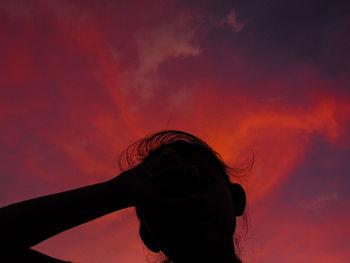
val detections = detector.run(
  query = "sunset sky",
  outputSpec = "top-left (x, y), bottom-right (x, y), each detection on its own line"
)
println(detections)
top-left (1, 0), bottom-right (350, 262)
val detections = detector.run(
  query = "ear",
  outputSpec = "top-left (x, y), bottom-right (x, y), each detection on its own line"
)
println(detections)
top-left (229, 183), bottom-right (246, 217)
top-left (139, 224), bottom-right (161, 253)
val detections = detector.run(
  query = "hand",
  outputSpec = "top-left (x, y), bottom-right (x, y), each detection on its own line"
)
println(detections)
top-left (115, 148), bottom-right (200, 207)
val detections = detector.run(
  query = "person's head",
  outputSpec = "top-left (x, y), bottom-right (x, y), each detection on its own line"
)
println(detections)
top-left (120, 130), bottom-right (253, 263)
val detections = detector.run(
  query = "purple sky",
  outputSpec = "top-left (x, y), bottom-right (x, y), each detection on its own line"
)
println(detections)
top-left (1, 0), bottom-right (350, 262)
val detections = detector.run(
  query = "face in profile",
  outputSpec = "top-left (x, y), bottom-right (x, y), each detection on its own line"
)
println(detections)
top-left (137, 145), bottom-right (237, 262)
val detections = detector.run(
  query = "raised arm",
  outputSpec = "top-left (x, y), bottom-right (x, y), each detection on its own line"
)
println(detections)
top-left (0, 174), bottom-right (132, 250)
top-left (0, 148), bottom-right (187, 255)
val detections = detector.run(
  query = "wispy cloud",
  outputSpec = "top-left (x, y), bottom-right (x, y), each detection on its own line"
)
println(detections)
top-left (301, 192), bottom-right (339, 210)
top-left (121, 15), bottom-right (202, 101)
top-left (226, 10), bottom-right (245, 32)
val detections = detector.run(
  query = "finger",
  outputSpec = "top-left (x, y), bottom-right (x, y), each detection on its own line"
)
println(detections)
top-left (143, 165), bottom-right (200, 204)
top-left (142, 192), bottom-right (199, 208)
top-left (151, 165), bottom-right (200, 191)
top-left (147, 163), bottom-right (186, 178)
top-left (140, 148), bottom-right (181, 174)
top-left (159, 147), bottom-right (182, 162)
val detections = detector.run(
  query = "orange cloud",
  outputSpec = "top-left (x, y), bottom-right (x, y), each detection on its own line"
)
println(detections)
top-left (1, 1), bottom-right (350, 262)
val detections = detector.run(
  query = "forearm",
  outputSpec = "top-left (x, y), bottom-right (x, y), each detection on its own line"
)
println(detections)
top-left (5, 248), bottom-right (72, 263)
top-left (0, 175), bottom-right (132, 249)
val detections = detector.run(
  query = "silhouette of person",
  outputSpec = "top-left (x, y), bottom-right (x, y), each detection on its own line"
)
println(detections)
top-left (1, 130), bottom-right (250, 263)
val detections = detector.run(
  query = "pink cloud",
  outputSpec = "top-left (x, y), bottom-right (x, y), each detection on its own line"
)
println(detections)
top-left (226, 10), bottom-right (245, 32)
top-left (1, 1), bottom-right (349, 263)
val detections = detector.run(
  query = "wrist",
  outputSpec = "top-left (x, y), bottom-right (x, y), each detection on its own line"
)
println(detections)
top-left (106, 171), bottom-right (137, 208)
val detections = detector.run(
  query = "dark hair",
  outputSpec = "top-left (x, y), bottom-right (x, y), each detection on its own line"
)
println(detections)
top-left (119, 130), bottom-right (254, 263)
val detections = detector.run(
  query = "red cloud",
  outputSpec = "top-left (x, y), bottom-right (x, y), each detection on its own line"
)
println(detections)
top-left (1, 1), bottom-right (349, 262)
